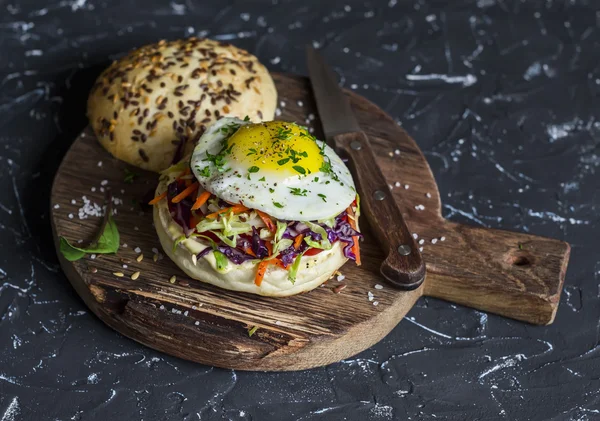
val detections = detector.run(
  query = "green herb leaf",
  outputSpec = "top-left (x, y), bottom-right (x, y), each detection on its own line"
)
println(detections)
top-left (248, 166), bottom-right (260, 173)
top-left (243, 115), bottom-right (251, 122)
top-left (518, 243), bottom-right (523, 250)
top-left (273, 201), bottom-right (284, 208)
top-left (277, 158), bottom-right (290, 166)
top-left (123, 168), bottom-right (138, 184)
top-left (289, 187), bottom-right (308, 196)
top-left (318, 193), bottom-right (327, 202)
top-left (246, 148), bottom-right (257, 156)
top-left (269, 188), bottom-right (275, 193)
top-left (59, 214), bottom-right (120, 261)
top-left (248, 326), bottom-right (259, 337)
top-left (198, 166), bottom-right (211, 177)
top-left (292, 165), bottom-right (306, 175)
top-left (259, 176), bottom-right (266, 182)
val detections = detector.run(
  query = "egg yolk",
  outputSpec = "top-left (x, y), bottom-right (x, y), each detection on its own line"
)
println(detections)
top-left (227, 121), bottom-right (324, 175)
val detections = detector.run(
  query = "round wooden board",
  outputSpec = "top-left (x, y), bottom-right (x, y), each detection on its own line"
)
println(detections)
top-left (51, 73), bottom-right (570, 371)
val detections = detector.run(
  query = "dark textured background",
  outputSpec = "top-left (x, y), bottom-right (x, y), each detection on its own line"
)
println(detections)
top-left (1, 0), bottom-right (599, 419)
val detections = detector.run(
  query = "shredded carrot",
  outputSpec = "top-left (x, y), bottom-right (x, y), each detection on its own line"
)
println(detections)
top-left (265, 240), bottom-right (273, 256)
top-left (244, 247), bottom-right (257, 258)
top-left (255, 261), bottom-right (269, 286)
top-left (171, 182), bottom-right (199, 203)
top-left (148, 191), bottom-right (167, 205)
top-left (293, 234), bottom-right (304, 250)
top-left (191, 191), bottom-right (211, 211)
top-left (256, 210), bottom-right (276, 233)
top-left (346, 206), bottom-right (362, 266)
top-left (205, 204), bottom-right (249, 219)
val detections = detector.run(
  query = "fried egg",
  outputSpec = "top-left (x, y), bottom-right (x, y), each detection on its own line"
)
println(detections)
top-left (190, 117), bottom-right (356, 221)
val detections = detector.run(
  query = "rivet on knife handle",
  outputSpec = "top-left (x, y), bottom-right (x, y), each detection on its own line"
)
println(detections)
top-left (334, 131), bottom-right (426, 290)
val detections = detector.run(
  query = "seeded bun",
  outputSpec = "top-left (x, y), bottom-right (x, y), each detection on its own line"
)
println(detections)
top-left (152, 174), bottom-right (350, 297)
top-left (87, 38), bottom-right (277, 172)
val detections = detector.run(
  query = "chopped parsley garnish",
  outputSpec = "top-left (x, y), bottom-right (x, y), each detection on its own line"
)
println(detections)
top-left (123, 168), bottom-right (138, 184)
top-left (273, 126), bottom-right (293, 141)
top-left (219, 122), bottom-right (241, 136)
top-left (293, 165), bottom-right (306, 175)
top-left (319, 156), bottom-right (340, 181)
top-left (318, 193), bottom-right (327, 202)
top-left (198, 166), bottom-right (211, 177)
top-left (273, 201), bottom-right (284, 208)
top-left (289, 187), bottom-right (308, 196)
top-left (247, 148), bottom-right (257, 156)
top-left (259, 176), bottom-right (266, 182)
top-left (313, 177), bottom-right (319, 182)
top-left (248, 166), bottom-right (260, 173)
top-left (277, 158), bottom-right (290, 166)
top-left (243, 115), bottom-right (251, 122)
top-left (269, 188), bottom-right (275, 193)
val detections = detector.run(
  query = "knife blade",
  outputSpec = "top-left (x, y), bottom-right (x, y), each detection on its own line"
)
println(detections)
top-left (306, 46), bottom-right (426, 290)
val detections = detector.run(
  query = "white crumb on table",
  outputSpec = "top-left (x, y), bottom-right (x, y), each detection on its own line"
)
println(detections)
top-left (375, 284), bottom-right (383, 290)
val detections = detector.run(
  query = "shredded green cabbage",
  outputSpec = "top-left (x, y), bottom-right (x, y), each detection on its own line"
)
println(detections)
top-left (318, 217), bottom-right (335, 228)
top-left (213, 250), bottom-right (228, 271)
top-left (266, 221), bottom-right (293, 259)
top-left (303, 222), bottom-right (332, 250)
top-left (288, 252), bottom-right (304, 283)
top-left (173, 235), bottom-right (187, 252)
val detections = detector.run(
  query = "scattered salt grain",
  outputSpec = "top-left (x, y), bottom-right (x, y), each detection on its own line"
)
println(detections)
top-left (337, 274), bottom-right (346, 282)
top-left (100, 187), bottom-right (105, 193)
top-left (71, 199), bottom-right (76, 204)
top-left (270, 56), bottom-right (281, 65)
top-left (431, 238), bottom-right (438, 244)
top-left (122, 264), bottom-right (128, 269)
top-left (418, 239), bottom-right (425, 245)
top-left (440, 236), bottom-right (446, 241)
top-left (275, 107), bottom-right (282, 116)
top-left (275, 320), bottom-right (282, 325)
top-left (120, 189), bottom-right (125, 194)
top-left (367, 291), bottom-right (374, 301)
top-left (184, 310), bottom-right (189, 316)
top-left (152, 247), bottom-right (159, 254)
top-left (395, 181), bottom-right (401, 187)
top-left (412, 233), bottom-right (418, 239)
top-left (53, 204), bottom-right (60, 209)
top-left (375, 284), bottom-right (383, 290)
top-left (134, 226), bottom-right (139, 231)
top-left (68, 213), bottom-right (74, 219)
top-left (415, 204), bottom-right (425, 211)
top-left (280, 100), bottom-right (286, 107)
top-left (97, 161), bottom-right (102, 167)
top-left (308, 113), bottom-right (315, 121)
top-left (100, 180), bottom-right (108, 186)
top-left (419, 246), bottom-right (423, 252)
top-left (195, 321), bottom-right (200, 325)
top-left (389, 184), bottom-right (394, 190)
top-left (394, 149), bottom-right (401, 155)
top-left (122, 243), bottom-right (128, 248)
top-left (388, 151), bottom-right (394, 157)
top-left (404, 184), bottom-right (410, 189)
top-left (192, 305), bottom-right (197, 310)
top-left (426, 192), bottom-right (432, 198)
top-left (134, 247), bottom-right (142, 253)
top-left (297, 100), bottom-right (304, 107)
top-left (159, 305), bottom-right (165, 310)
top-left (77, 239), bottom-right (84, 244)
top-left (373, 301), bottom-right (379, 306)
top-left (90, 254), bottom-right (96, 259)
top-left (91, 187), bottom-right (96, 192)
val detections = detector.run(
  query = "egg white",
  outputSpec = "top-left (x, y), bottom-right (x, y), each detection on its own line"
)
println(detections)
top-left (190, 117), bottom-right (356, 221)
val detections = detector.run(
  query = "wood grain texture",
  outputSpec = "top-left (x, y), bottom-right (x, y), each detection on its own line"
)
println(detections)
top-left (334, 131), bottom-right (425, 289)
top-left (50, 73), bottom-right (570, 371)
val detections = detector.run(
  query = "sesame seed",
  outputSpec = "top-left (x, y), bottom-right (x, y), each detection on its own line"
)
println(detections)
top-left (440, 236), bottom-right (446, 241)
top-left (136, 254), bottom-right (144, 262)
top-left (375, 284), bottom-right (383, 290)
top-left (131, 271), bottom-right (140, 280)
top-left (153, 254), bottom-right (158, 262)
top-left (113, 272), bottom-right (124, 277)
top-left (169, 275), bottom-right (176, 284)
top-left (192, 254), bottom-right (197, 265)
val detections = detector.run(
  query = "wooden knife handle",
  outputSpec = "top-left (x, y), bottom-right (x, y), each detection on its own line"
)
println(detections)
top-left (333, 131), bottom-right (426, 290)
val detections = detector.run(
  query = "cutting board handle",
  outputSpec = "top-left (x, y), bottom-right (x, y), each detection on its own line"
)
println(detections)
top-left (422, 220), bottom-right (570, 325)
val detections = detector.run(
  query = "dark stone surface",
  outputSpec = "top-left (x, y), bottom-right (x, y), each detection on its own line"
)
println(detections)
top-left (1, 0), bottom-right (599, 419)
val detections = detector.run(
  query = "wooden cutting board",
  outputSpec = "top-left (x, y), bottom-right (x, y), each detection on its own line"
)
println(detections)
top-left (51, 73), bottom-right (570, 371)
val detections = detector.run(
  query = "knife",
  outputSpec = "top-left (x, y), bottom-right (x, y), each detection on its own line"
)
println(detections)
top-left (306, 46), bottom-right (426, 290)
